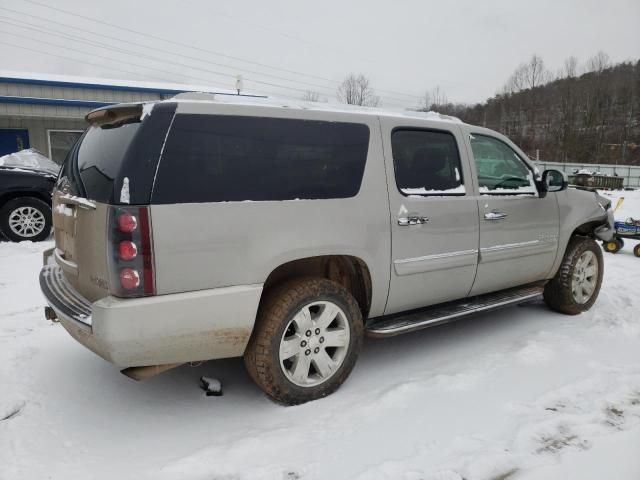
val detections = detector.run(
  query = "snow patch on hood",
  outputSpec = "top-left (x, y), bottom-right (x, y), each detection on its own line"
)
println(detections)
top-left (0, 149), bottom-right (60, 174)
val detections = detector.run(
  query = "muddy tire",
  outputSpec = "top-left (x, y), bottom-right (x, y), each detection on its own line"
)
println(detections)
top-left (603, 238), bottom-right (623, 253)
top-left (544, 236), bottom-right (604, 315)
top-left (634, 243), bottom-right (640, 258)
top-left (244, 277), bottom-right (363, 405)
top-left (0, 197), bottom-right (52, 242)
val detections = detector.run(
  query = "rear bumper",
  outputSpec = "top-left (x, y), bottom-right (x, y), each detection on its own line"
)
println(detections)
top-left (39, 263), bottom-right (262, 367)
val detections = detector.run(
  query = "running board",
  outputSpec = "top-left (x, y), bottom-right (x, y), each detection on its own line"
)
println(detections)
top-left (366, 283), bottom-right (545, 338)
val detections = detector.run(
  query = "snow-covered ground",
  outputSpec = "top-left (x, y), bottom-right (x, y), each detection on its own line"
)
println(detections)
top-left (1, 191), bottom-right (639, 480)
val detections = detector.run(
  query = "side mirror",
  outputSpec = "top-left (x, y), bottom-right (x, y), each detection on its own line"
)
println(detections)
top-left (542, 169), bottom-right (568, 193)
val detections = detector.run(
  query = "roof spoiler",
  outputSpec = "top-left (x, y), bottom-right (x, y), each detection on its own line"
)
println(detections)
top-left (85, 102), bottom-right (144, 126)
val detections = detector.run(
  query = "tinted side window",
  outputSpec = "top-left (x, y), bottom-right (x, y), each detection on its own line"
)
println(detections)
top-left (470, 134), bottom-right (536, 194)
top-left (152, 115), bottom-right (370, 203)
top-left (391, 129), bottom-right (464, 195)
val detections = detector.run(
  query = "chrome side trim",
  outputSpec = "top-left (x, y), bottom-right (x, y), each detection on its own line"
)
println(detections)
top-left (394, 249), bottom-right (478, 276)
top-left (481, 240), bottom-right (541, 252)
top-left (480, 239), bottom-right (557, 263)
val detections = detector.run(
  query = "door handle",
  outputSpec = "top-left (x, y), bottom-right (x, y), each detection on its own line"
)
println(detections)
top-left (57, 194), bottom-right (96, 210)
top-left (484, 211), bottom-right (508, 221)
top-left (398, 216), bottom-right (429, 226)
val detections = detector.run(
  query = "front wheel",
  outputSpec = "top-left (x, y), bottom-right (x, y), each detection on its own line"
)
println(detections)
top-left (0, 197), bottom-right (52, 242)
top-left (634, 243), bottom-right (640, 258)
top-left (544, 237), bottom-right (604, 315)
top-left (244, 277), bottom-right (363, 405)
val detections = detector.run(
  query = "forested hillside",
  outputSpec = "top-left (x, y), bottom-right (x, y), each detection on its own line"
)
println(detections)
top-left (440, 60), bottom-right (640, 165)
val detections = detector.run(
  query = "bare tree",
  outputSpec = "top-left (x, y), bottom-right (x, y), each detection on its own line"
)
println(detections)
top-left (418, 91), bottom-right (431, 111)
top-left (506, 64), bottom-right (527, 93)
top-left (586, 51), bottom-right (611, 74)
top-left (302, 90), bottom-right (320, 102)
top-left (505, 54), bottom-right (551, 92)
top-left (418, 86), bottom-right (448, 111)
top-left (337, 74), bottom-right (380, 107)
top-left (524, 54), bottom-right (548, 88)
top-left (563, 56), bottom-right (578, 78)
top-left (431, 86), bottom-right (448, 108)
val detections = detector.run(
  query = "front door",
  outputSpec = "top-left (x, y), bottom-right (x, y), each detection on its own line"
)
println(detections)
top-left (382, 119), bottom-right (480, 315)
top-left (0, 128), bottom-right (29, 156)
top-left (465, 132), bottom-right (560, 295)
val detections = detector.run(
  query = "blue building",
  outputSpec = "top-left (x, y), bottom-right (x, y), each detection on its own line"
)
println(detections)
top-left (0, 74), bottom-right (256, 164)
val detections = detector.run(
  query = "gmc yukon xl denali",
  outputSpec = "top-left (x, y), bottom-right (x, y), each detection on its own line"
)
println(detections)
top-left (40, 94), bottom-right (615, 405)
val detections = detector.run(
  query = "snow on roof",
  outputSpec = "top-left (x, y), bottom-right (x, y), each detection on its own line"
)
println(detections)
top-left (168, 92), bottom-right (463, 124)
top-left (0, 148), bottom-right (59, 174)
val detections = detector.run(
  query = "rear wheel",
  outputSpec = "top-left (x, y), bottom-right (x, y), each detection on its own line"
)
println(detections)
top-left (0, 197), bottom-right (51, 242)
top-left (634, 243), bottom-right (640, 258)
top-left (603, 238), bottom-right (623, 253)
top-left (244, 277), bottom-right (363, 405)
top-left (544, 237), bottom-right (604, 315)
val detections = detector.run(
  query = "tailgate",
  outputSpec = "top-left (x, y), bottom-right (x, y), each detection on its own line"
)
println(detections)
top-left (52, 191), bottom-right (110, 302)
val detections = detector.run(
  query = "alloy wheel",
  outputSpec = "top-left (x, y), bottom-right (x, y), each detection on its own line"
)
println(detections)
top-left (8, 206), bottom-right (46, 238)
top-left (279, 301), bottom-right (350, 387)
top-left (571, 250), bottom-right (598, 304)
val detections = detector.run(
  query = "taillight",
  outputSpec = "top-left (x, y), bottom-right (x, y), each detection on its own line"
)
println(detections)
top-left (108, 206), bottom-right (155, 297)
top-left (117, 212), bottom-right (138, 233)
top-left (119, 268), bottom-right (140, 289)
top-left (118, 241), bottom-right (137, 261)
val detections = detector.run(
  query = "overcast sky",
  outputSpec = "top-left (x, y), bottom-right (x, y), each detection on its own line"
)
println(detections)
top-left (0, 0), bottom-right (638, 107)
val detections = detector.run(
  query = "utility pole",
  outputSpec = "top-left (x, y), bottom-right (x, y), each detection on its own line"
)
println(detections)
top-left (235, 75), bottom-right (243, 95)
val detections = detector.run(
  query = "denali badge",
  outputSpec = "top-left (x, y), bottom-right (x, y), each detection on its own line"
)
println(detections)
top-left (90, 276), bottom-right (109, 290)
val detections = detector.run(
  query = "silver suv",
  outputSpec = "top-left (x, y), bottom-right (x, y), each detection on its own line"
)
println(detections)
top-left (40, 94), bottom-right (615, 405)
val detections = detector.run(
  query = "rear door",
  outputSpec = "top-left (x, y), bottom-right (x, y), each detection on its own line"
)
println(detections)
top-left (464, 130), bottom-right (560, 295)
top-left (52, 191), bottom-right (110, 302)
top-left (381, 118), bottom-right (480, 315)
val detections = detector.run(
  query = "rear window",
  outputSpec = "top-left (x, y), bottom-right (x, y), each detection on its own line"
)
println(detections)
top-left (59, 103), bottom-right (176, 204)
top-left (76, 123), bottom-right (139, 201)
top-left (151, 114), bottom-right (370, 203)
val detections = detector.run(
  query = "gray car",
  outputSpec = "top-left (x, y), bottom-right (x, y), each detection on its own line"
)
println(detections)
top-left (39, 94), bottom-right (615, 405)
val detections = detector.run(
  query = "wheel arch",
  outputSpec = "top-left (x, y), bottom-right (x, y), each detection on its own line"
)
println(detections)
top-left (262, 254), bottom-right (373, 320)
top-left (571, 220), bottom-right (608, 237)
top-left (549, 218), bottom-right (610, 278)
top-left (0, 190), bottom-right (52, 209)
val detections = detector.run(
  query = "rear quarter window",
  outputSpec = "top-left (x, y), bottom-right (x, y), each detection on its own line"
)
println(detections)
top-left (151, 115), bottom-right (370, 203)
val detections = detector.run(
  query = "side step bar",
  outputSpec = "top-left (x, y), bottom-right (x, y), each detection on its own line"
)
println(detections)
top-left (366, 283), bottom-right (545, 338)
